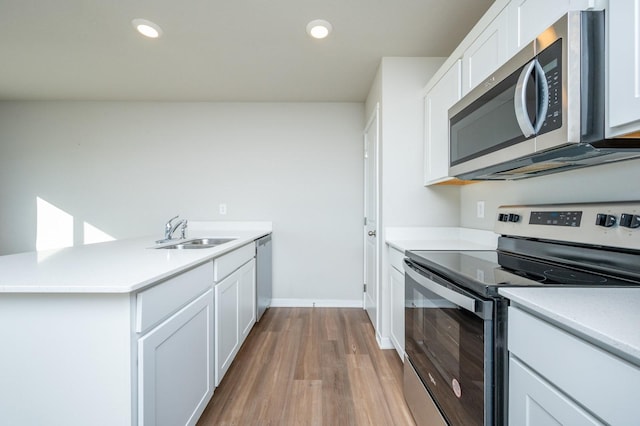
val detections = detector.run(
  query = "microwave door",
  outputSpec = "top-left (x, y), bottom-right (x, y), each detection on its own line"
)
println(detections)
top-left (448, 44), bottom-right (537, 178)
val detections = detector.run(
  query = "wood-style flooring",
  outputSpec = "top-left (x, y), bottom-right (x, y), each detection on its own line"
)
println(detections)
top-left (197, 307), bottom-right (416, 426)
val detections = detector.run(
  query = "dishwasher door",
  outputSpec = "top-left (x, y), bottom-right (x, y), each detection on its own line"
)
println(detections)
top-left (256, 234), bottom-right (272, 321)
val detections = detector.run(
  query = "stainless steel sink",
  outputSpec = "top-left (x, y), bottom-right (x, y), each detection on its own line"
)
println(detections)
top-left (156, 238), bottom-right (236, 249)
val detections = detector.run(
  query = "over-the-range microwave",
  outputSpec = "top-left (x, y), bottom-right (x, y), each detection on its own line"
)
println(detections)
top-left (448, 10), bottom-right (640, 180)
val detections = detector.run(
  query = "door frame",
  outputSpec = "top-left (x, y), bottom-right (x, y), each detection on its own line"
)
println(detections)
top-left (363, 103), bottom-right (380, 329)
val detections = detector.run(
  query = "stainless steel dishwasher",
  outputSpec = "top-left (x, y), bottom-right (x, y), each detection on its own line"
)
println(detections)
top-left (255, 234), bottom-right (272, 321)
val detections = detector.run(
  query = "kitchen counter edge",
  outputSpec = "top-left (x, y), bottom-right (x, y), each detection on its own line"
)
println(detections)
top-left (499, 287), bottom-right (640, 368)
top-left (0, 229), bottom-right (271, 294)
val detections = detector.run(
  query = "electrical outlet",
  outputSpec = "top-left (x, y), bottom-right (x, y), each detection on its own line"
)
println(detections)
top-left (219, 203), bottom-right (227, 215)
top-left (477, 201), bottom-right (485, 219)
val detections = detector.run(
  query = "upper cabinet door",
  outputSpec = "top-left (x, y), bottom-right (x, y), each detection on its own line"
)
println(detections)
top-left (462, 8), bottom-right (509, 95)
top-left (424, 60), bottom-right (462, 185)
top-left (607, 0), bottom-right (640, 137)
top-left (508, 0), bottom-right (596, 51)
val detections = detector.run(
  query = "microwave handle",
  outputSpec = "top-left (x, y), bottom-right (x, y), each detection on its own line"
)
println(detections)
top-left (514, 60), bottom-right (537, 137)
top-left (515, 59), bottom-right (550, 137)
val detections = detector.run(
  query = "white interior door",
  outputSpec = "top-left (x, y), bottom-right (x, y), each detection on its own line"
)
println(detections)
top-left (363, 104), bottom-right (379, 329)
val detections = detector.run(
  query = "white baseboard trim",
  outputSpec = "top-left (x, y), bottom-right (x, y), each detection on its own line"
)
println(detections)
top-left (270, 298), bottom-right (364, 308)
top-left (376, 335), bottom-right (394, 350)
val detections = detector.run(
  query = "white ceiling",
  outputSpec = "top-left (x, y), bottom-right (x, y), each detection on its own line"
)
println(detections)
top-left (0, 0), bottom-right (493, 102)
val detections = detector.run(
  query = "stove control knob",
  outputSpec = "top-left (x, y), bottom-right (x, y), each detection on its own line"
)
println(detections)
top-left (508, 214), bottom-right (520, 223)
top-left (620, 213), bottom-right (640, 229)
top-left (498, 213), bottom-right (509, 222)
top-left (595, 213), bottom-right (617, 228)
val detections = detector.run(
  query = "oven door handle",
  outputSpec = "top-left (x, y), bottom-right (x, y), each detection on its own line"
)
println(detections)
top-left (404, 263), bottom-right (478, 314)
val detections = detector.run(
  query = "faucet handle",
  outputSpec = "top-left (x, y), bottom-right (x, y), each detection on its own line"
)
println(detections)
top-left (180, 220), bottom-right (188, 239)
top-left (165, 215), bottom-right (179, 230)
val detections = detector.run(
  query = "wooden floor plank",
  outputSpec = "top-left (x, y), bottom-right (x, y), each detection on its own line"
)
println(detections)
top-left (346, 354), bottom-right (396, 425)
top-left (281, 380), bottom-right (323, 425)
top-left (197, 307), bottom-right (416, 426)
top-left (319, 339), bottom-right (356, 425)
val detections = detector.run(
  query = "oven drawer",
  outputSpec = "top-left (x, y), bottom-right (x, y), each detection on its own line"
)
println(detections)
top-left (508, 306), bottom-right (640, 425)
top-left (404, 357), bottom-right (447, 426)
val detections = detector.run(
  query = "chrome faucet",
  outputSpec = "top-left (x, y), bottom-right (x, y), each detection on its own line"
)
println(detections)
top-left (159, 215), bottom-right (188, 242)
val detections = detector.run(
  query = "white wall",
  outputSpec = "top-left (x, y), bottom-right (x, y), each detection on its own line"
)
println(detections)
top-left (460, 159), bottom-right (640, 230)
top-left (0, 101), bottom-right (365, 304)
top-left (365, 57), bottom-right (460, 228)
top-left (378, 57), bottom-right (460, 227)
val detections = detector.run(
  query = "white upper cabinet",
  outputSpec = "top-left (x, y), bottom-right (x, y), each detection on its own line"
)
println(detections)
top-left (607, 0), bottom-right (640, 136)
top-left (424, 60), bottom-right (462, 185)
top-left (462, 8), bottom-right (510, 95)
top-left (507, 0), bottom-right (597, 52)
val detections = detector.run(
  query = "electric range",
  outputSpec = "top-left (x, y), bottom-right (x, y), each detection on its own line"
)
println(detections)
top-left (403, 202), bottom-right (640, 426)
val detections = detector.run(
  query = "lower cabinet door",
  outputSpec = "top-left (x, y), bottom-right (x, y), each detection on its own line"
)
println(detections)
top-left (215, 267), bottom-right (240, 386)
top-left (389, 265), bottom-right (405, 359)
top-left (238, 259), bottom-right (256, 342)
top-left (138, 289), bottom-right (214, 426)
top-left (509, 356), bottom-right (603, 426)
top-left (215, 259), bottom-right (255, 386)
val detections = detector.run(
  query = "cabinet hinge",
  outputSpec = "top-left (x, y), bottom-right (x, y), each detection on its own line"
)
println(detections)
top-left (364, 217), bottom-right (367, 226)
top-left (363, 283), bottom-right (367, 292)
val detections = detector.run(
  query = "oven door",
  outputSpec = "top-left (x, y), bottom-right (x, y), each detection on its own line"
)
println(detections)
top-left (404, 259), bottom-right (495, 426)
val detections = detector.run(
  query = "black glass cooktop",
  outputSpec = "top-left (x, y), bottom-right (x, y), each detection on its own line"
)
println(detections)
top-left (405, 249), bottom-right (640, 298)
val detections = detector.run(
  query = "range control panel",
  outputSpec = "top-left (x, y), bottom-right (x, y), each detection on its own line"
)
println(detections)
top-left (529, 211), bottom-right (582, 227)
top-left (494, 202), bottom-right (640, 250)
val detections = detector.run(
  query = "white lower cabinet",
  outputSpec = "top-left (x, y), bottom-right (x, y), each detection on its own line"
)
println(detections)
top-left (509, 356), bottom-right (602, 425)
top-left (507, 306), bottom-right (640, 425)
top-left (215, 258), bottom-right (256, 386)
top-left (389, 265), bottom-right (404, 359)
top-left (238, 258), bottom-right (257, 340)
top-left (388, 246), bottom-right (405, 360)
top-left (138, 289), bottom-right (214, 426)
top-left (215, 265), bottom-right (240, 384)
top-left (0, 239), bottom-right (263, 425)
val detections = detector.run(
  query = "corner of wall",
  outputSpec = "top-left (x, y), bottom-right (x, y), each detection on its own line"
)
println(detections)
top-left (365, 62), bottom-right (382, 125)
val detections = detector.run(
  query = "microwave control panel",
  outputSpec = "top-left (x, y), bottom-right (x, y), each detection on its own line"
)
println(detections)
top-left (537, 39), bottom-right (563, 136)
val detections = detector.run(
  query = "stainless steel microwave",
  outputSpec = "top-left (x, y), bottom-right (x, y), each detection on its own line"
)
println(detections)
top-left (448, 11), bottom-right (640, 180)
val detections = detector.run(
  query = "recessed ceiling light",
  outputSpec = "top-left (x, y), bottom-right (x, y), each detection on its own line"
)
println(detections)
top-left (132, 18), bottom-right (163, 39)
top-left (306, 19), bottom-right (332, 39)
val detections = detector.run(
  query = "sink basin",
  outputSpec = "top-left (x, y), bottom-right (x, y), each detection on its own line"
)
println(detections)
top-left (156, 238), bottom-right (236, 249)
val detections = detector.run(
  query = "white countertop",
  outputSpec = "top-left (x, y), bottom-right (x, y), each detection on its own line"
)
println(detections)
top-left (386, 227), bottom-right (498, 252)
top-left (0, 222), bottom-right (271, 294)
top-left (499, 287), bottom-right (640, 367)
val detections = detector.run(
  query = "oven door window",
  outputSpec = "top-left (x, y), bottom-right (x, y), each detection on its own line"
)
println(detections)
top-left (405, 273), bottom-right (487, 426)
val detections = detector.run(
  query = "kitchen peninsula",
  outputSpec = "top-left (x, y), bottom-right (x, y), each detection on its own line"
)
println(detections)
top-left (0, 222), bottom-right (271, 426)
